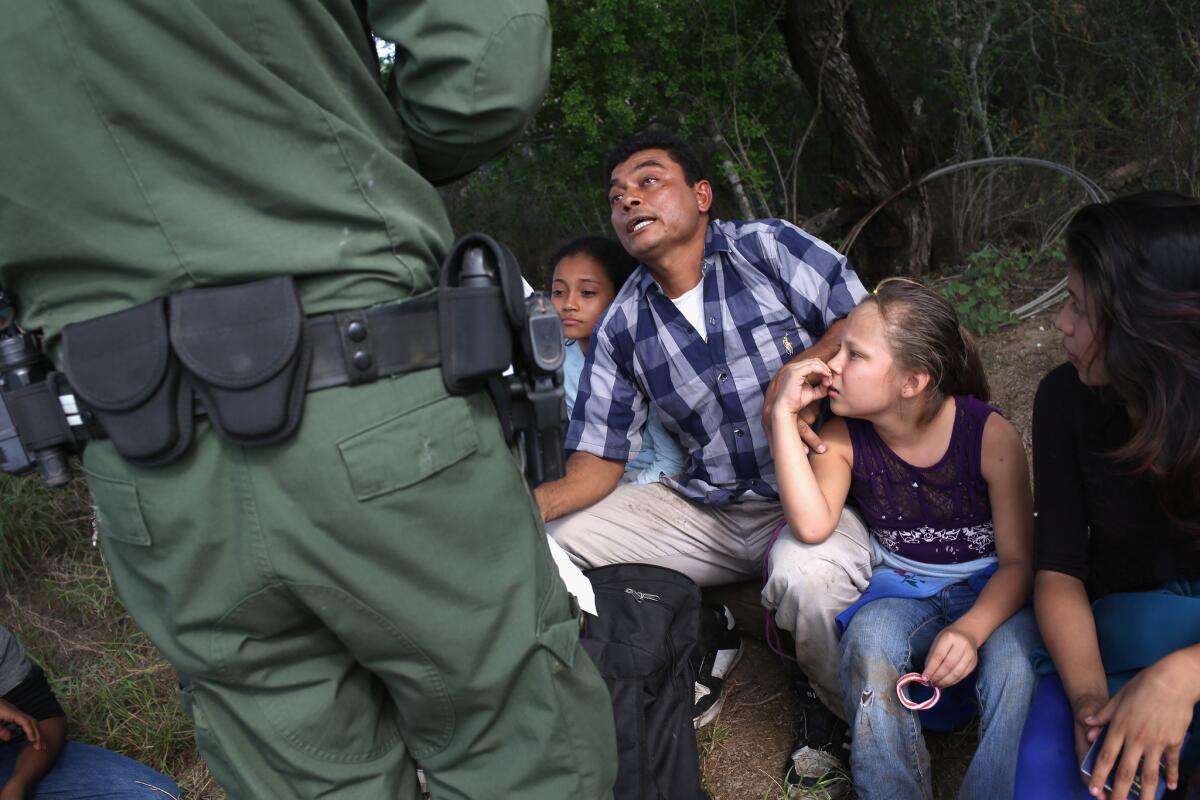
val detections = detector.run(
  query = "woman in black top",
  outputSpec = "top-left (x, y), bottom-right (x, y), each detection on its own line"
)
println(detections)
top-left (1016, 192), bottom-right (1200, 800)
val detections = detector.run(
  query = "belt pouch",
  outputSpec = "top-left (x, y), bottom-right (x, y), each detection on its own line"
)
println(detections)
top-left (169, 277), bottom-right (310, 447)
top-left (62, 298), bottom-right (193, 467)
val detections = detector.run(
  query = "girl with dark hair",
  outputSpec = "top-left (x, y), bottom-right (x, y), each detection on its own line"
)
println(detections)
top-left (769, 279), bottom-right (1039, 798)
top-left (550, 235), bottom-right (687, 484)
top-left (1016, 192), bottom-right (1200, 800)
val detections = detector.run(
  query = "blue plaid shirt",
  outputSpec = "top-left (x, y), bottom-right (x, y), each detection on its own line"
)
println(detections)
top-left (566, 218), bottom-right (867, 505)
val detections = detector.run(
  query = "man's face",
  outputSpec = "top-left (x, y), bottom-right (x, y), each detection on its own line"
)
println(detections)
top-left (607, 148), bottom-right (712, 264)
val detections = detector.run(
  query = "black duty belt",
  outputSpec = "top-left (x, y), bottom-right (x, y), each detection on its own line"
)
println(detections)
top-left (307, 297), bottom-right (440, 391)
top-left (1, 232), bottom-right (566, 486)
top-left (36, 277), bottom-right (446, 467)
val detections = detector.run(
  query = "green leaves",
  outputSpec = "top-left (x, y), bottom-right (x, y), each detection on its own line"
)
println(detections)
top-left (939, 245), bottom-right (1026, 335)
top-left (473, 0), bottom-right (806, 237)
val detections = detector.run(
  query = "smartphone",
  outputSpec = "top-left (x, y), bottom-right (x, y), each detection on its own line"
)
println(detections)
top-left (1080, 727), bottom-right (1171, 800)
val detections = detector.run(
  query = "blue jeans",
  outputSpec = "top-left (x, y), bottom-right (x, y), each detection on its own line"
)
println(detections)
top-left (0, 741), bottom-right (180, 799)
top-left (839, 585), bottom-right (1040, 800)
top-left (1015, 580), bottom-right (1200, 799)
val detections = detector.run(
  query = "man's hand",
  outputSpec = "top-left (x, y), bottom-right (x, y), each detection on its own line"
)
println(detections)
top-left (533, 452), bottom-right (625, 523)
top-left (762, 358), bottom-right (831, 453)
top-left (0, 700), bottom-right (41, 750)
top-left (923, 625), bottom-right (980, 689)
top-left (1082, 649), bottom-right (1200, 800)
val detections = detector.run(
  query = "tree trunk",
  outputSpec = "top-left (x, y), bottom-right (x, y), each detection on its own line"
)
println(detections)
top-left (777, 0), bottom-right (933, 277)
top-left (710, 124), bottom-right (757, 219)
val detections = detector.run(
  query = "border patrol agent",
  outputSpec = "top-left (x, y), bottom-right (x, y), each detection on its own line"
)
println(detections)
top-left (0, 3), bottom-right (617, 798)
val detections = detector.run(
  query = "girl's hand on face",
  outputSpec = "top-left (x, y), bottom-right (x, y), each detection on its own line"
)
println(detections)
top-left (922, 625), bottom-right (979, 689)
top-left (773, 359), bottom-right (832, 418)
top-left (1082, 652), bottom-right (1198, 800)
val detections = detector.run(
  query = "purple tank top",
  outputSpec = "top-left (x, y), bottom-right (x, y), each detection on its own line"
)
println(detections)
top-left (846, 395), bottom-right (998, 565)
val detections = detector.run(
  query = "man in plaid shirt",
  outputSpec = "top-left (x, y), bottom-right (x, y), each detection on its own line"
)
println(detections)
top-left (536, 131), bottom-right (874, 788)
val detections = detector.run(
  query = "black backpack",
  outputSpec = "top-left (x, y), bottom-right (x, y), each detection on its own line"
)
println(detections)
top-left (579, 563), bottom-right (707, 800)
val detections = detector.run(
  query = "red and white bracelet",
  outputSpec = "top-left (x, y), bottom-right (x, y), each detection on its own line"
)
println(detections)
top-left (896, 672), bottom-right (941, 711)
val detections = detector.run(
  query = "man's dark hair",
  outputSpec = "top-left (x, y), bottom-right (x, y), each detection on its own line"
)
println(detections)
top-left (604, 131), bottom-right (706, 186)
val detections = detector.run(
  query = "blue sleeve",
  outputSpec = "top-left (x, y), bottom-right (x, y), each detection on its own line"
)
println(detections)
top-left (561, 341), bottom-right (584, 421)
top-left (770, 220), bottom-right (868, 335)
top-left (627, 409), bottom-right (689, 484)
top-left (564, 321), bottom-right (646, 463)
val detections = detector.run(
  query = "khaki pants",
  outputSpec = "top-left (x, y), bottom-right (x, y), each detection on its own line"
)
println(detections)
top-left (548, 482), bottom-right (872, 716)
top-left (86, 368), bottom-right (616, 800)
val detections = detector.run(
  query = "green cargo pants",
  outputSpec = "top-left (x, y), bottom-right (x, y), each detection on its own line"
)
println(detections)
top-left (83, 367), bottom-right (617, 800)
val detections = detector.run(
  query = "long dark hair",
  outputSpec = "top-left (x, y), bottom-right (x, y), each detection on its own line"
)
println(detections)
top-left (549, 235), bottom-right (638, 292)
top-left (862, 278), bottom-right (990, 424)
top-left (1066, 190), bottom-right (1200, 534)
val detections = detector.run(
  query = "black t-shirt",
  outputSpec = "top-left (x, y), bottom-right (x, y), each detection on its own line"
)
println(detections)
top-left (1033, 363), bottom-right (1200, 598)
top-left (3, 664), bottom-right (64, 724)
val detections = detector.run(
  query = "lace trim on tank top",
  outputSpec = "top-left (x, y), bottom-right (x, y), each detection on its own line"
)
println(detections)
top-left (871, 521), bottom-right (996, 557)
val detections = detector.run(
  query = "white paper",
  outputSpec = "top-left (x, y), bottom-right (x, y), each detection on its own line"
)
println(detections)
top-left (545, 534), bottom-right (597, 616)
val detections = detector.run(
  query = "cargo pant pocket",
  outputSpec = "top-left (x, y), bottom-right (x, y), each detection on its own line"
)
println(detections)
top-left (338, 394), bottom-right (478, 501)
top-left (177, 682), bottom-right (249, 798)
top-left (535, 589), bottom-right (618, 797)
top-left (84, 467), bottom-right (152, 547)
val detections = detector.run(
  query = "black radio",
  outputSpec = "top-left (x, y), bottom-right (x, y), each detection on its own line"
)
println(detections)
top-left (0, 289), bottom-right (74, 487)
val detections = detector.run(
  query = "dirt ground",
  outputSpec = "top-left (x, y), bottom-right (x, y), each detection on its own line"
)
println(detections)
top-left (695, 307), bottom-right (1065, 800)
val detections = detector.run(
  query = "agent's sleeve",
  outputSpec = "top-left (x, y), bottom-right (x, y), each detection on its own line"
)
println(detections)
top-left (565, 326), bottom-right (647, 464)
top-left (367, 1), bottom-right (551, 184)
top-left (770, 220), bottom-right (867, 334)
top-left (1031, 367), bottom-right (1091, 582)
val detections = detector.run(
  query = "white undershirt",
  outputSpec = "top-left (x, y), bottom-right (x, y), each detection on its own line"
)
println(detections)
top-left (668, 279), bottom-right (707, 341)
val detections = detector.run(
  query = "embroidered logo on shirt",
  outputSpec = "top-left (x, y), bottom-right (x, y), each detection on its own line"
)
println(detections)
top-left (782, 333), bottom-right (794, 356)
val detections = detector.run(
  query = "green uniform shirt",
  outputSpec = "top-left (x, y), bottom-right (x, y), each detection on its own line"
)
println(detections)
top-left (0, 0), bottom-right (550, 355)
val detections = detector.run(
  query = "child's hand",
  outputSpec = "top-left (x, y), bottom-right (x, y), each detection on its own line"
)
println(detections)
top-left (922, 625), bottom-right (979, 688)
top-left (0, 699), bottom-right (41, 749)
top-left (772, 359), bottom-right (832, 418)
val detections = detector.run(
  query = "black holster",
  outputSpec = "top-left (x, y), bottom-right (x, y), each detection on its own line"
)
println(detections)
top-left (437, 234), bottom-right (566, 482)
top-left (438, 233), bottom-right (526, 394)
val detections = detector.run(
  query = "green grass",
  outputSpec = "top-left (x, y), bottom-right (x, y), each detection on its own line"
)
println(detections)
top-left (700, 719), bottom-right (733, 758)
top-left (0, 472), bottom-right (91, 577)
top-left (0, 472), bottom-right (220, 799)
top-left (756, 764), bottom-right (851, 800)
